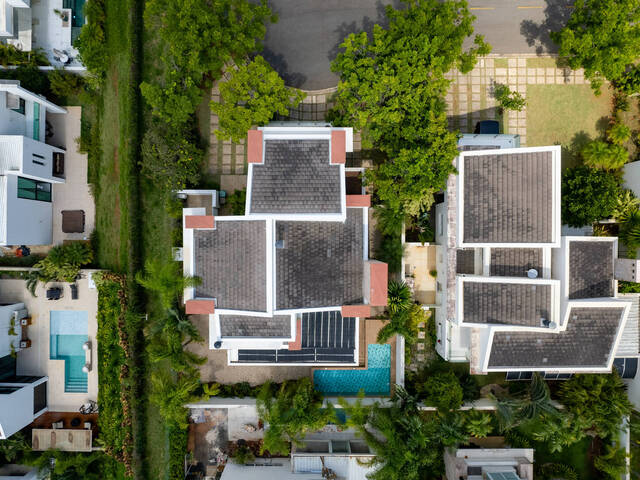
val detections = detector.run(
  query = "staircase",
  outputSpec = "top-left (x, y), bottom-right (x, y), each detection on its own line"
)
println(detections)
top-left (65, 376), bottom-right (87, 393)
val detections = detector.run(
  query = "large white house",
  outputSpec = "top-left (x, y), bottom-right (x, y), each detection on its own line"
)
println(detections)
top-left (0, 80), bottom-right (66, 246)
top-left (432, 142), bottom-right (640, 378)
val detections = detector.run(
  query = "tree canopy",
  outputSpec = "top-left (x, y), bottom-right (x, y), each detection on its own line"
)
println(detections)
top-left (329, 0), bottom-right (490, 216)
top-left (256, 379), bottom-right (335, 455)
top-left (212, 56), bottom-right (305, 142)
top-left (561, 166), bottom-right (620, 227)
top-left (141, 0), bottom-right (275, 125)
top-left (550, 0), bottom-right (640, 93)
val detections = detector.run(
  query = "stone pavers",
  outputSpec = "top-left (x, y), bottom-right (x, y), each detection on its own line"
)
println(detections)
top-left (446, 55), bottom-right (588, 146)
top-left (209, 84), bottom-right (247, 176)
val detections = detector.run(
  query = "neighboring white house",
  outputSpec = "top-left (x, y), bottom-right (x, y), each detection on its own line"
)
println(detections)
top-left (0, 80), bottom-right (66, 245)
top-left (0, 465), bottom-right (38, 479)
top-left (431, 143), bottom-right (639, 377)
top-left (444, 447), bottom-right (535, 480)
top-left (0, 0), bottom-right (86, 67)
top-left (0, 302), bottom-right (48, 439)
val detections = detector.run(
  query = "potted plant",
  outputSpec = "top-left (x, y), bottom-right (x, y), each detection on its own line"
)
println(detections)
top-left (53, 8), bottom-right (69, 22)
top-left (8, 317), bottom-right (17, 336)
top-left (20, 316), bottom-right (31, 326)
top-left (20, 339), bottom-right (31, 349)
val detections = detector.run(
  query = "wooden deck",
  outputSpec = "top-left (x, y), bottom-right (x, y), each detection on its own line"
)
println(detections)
top-left (32, 428), bottom-right (92, 452)
top-left (29, 411), bottom-right (99, 439)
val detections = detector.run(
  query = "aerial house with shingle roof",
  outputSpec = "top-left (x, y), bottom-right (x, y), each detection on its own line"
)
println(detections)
top-left (181, 125), bottom-right (388, 366)
top-left (431, 144), bottom-right (639, 378)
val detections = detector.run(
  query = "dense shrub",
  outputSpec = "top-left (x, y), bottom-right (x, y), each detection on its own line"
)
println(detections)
top-left (376, 234), bottom-right (404, 273)
top-left (35, 241), bottom-right (93, 283)
top-left (618, 280), bottom-right (640, 293)
top-left (168, 427), bottom-right (188, 479)
top-left (226, 189), bottom-right (247, 215)
top-left (582, 140), bottom-right (628, 170)
top-left (0, 44), bottom-right (48, 66)
top-left (49, 69), bottom-right (86, 98)
top-left (140, 121), bottom-right (204, 191)
top-left (561, 166), bottom-right (620, 227)
top-left (0, 65), bottom-right (50, 96)
top-left (615, 66), bottom-right (640, 95)
top-left (75, 0), bottom-right (107, 79)
top-left (419, 371), bottom-right (464, 412)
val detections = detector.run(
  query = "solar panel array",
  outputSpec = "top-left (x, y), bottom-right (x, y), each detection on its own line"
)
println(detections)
top-left (236, 311), bottom-right (356, 364)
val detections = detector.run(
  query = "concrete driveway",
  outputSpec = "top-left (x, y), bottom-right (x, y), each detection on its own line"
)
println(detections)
top-left (262, 0), bottom-right (573, 90)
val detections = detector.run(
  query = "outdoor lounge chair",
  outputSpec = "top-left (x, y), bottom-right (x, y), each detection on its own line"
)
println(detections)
top-left (61, 210), bottom-right (85, 233)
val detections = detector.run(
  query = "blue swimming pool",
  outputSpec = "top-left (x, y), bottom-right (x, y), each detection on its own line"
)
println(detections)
top-left (50, 311), bottom-right (88, 393)
top-left (313, 344), bottom-right (391, 396)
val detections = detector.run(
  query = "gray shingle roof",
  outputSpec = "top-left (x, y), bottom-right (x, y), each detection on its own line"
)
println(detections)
top-left (490, 248), bottom-right (543, 277)
top-left (276, 208), bottom-right (364, 309)
top-left (488, 306), bottom-right (625, 369)
top-left (219, 315), bottom-right (291, 337)
top-left (569, 241), bottom-right (614, 299)
top-left (249, 139), bottom-right (342, 214)
top-left (462, 281), bottom-right (551, 326)
top-left (194, 220), bottom-right (267, 311)
top-left (456, 249), bottom-right (476, 274)
top-left (463, 151), bottom-right (554, 243)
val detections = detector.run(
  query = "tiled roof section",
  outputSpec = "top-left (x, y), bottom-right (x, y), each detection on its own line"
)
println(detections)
top-left (249, 139), bottom-right (341, 214)
top-left (490, 248), bottom-right (543, 277)
top-left (194, 220), bottom-right (266, 311)
top-left (276, 208), bottom-right (364, 309)
top-left (463, 151), bottom-right (553, 243)
top-left (569, 241), bottom-right (614, 299)
top-left (462, 281), bottom-right (551, 326)
top-left (219, 315), bottom-right (291, 338)
top-left (456, 248), bottom-right (475, 274)
top-left (488, 307), bottom-right (625, 369)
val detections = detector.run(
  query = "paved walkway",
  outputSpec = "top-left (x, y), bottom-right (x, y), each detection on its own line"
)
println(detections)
top-left (446, 55), bottom-right (587, 145)
top-left (208, 84), bottom-right (247, 176)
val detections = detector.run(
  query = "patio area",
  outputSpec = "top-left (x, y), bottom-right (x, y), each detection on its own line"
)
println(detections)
top-left (0, 271), bottom-right (99, 412)
top-left (403, 244), bottom-right (437, 305)
top-left (48, 107), bottom-right (95, 246)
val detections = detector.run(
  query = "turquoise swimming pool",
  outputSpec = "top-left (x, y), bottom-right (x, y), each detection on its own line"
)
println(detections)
top-left (50, 311), bottom-right (88, 393)
top-left (313, 344), bottom-right (391, 396)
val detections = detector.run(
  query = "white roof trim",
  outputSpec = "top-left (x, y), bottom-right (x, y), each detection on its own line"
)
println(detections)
top-left (0, 82), bottom-right (66, 114)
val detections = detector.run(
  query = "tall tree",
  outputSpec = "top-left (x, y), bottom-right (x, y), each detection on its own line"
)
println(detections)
top-left (351, 387), bottom-right (462, 480)
top-left (212, 56), bottom-right (305, 142)
top-left (256, 379), bottom-right (335, 455)
top-left (330, 0), bottom-right (490, 216)
top-left (561, 166), bottom-right (620, 227)
top-left (558, 373), bottom-right (632, 438)
top-left (550, 0), bottom-right (640, 93)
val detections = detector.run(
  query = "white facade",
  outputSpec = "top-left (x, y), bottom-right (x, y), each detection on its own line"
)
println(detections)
top-left (0, 81), bottom-right (66, 245)
top-left (444, 448), bottom-right (534, 480)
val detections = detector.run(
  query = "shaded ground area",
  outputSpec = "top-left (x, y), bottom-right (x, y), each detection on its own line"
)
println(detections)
top-left (186, 314), bottom-right (312, 384)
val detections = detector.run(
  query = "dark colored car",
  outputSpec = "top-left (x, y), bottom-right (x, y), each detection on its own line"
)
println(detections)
top-left (474, 120), bottom-right (500, 134)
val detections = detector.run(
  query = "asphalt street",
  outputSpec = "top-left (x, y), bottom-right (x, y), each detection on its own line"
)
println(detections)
top-left (262, 0), bottom-right (573, 90)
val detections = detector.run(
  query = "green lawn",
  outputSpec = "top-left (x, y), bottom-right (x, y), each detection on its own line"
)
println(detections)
top-left (526, 84), bottom-right (613, 167)
top-left (526, 57), bottom-right (560, 69)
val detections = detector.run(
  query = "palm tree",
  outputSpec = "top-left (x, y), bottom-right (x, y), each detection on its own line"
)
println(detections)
top-left (465, 410), bottom-right (493, 438)
top-left (613, 189), bottom-right (640, 222)
top-left (530, 413), bottom-right (587, 453)
top-left (582, 140), bottom-right (628, 170)
top-left (377, 304), bottom-right (424, 346)
top-left (147, 328), bottom-right (206, 372)
top-left (149, 370), bottom-right (200, 429)
top-left (619, 210), bottom-right (640, 256)
top-left (149, 308), bottom-right (202, 345)
top-left (135, 258), bottom-right (201, 310)
top-left (387, 280), bottom-right (412, 315)
top-left (607, 122), bottom-right (632, 145)
top-left (495, 373), bottom-right (557, 431)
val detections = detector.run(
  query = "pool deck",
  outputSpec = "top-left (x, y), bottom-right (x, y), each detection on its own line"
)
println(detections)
top-left (311, 319), bottom-right (397, 395)
top-left (0, 270), bottom-right (99, 411)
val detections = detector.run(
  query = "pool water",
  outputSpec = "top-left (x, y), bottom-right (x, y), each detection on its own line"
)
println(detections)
top-left (313, 344), bottom-right (391, 396)
top-left (50, 311), bottom-right (88, 393)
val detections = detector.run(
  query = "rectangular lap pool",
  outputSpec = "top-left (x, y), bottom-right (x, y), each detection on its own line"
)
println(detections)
top-left (313, 344), bottom-right (391, 396)
top-left (50, 311), bottom-right (88, 393)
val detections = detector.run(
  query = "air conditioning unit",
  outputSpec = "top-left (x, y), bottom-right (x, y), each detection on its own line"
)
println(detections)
top-left (6, 93), bottom-right (20, 109)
